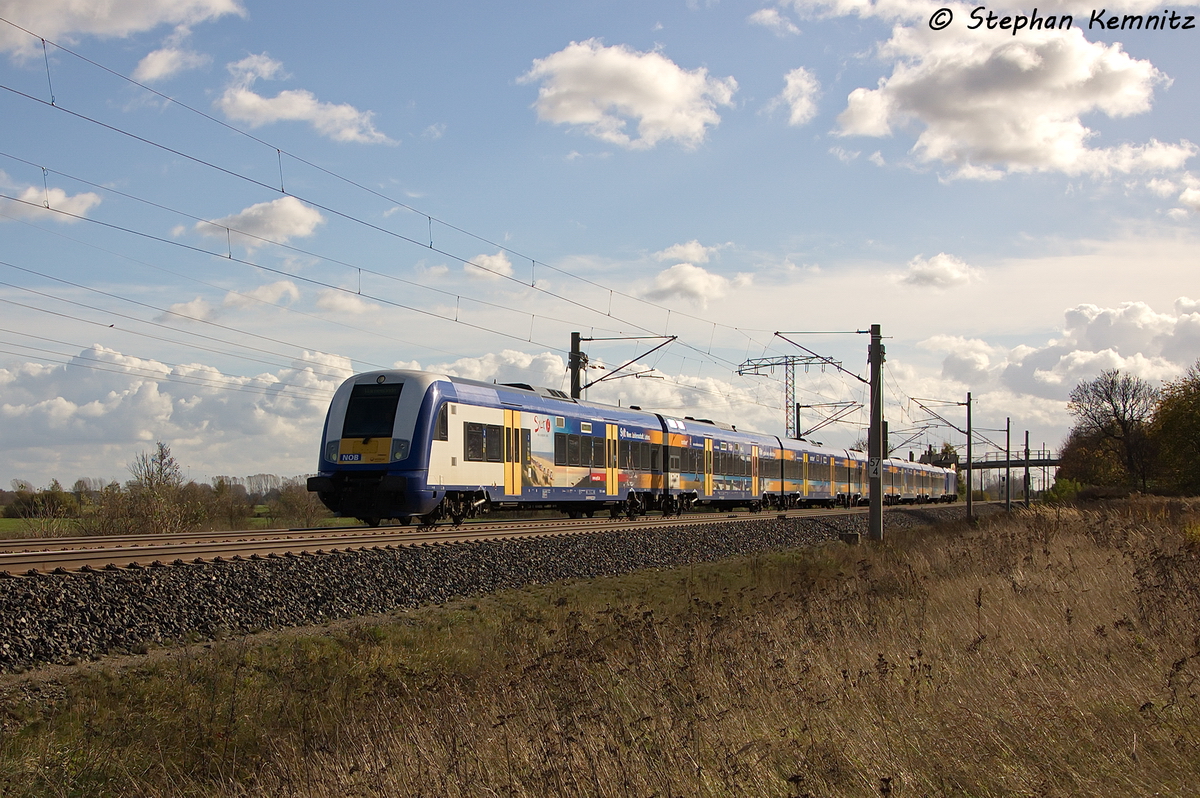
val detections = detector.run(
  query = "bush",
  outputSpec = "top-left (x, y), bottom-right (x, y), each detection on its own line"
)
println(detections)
top-left (1043, 477), bottom-right (1083, 503)
top-left (267, 482), bottom-right (331, 528)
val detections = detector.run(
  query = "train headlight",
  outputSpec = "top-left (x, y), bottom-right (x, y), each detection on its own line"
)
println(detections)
top-left (324, 440), bottom-right (339, 462)
top-left (391, 439), bottom-right (410, 461)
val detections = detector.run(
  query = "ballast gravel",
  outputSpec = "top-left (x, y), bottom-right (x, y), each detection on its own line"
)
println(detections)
top-left (0, 505), bottom-right (992, 673)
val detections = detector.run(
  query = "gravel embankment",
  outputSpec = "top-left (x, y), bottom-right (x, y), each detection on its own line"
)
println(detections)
top-left (0, 505), bottom-right (990, 673)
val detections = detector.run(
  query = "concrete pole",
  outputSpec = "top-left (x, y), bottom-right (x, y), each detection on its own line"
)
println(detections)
top-left (1023, 430), bottom-right (1031, 508)
top-left (1005, 417), bottom-right (1012, 512)
top-left (966, 392), bottom-right (973, 522)
top-left (868, 324), bottom-right (884, 542)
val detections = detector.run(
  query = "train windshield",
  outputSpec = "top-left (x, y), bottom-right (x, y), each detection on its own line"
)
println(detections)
top-left (342, 383), bottom-right (403, 439)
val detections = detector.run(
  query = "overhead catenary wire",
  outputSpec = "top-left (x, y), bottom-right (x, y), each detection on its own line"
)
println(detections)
top-left (0, 22), bottom-right (842, 415)
top-left (0, 41), bottom-right (790, 386)
top-left (0, 338), bottom-right (337, 401)
top-left (0, 192), bottom-right (790, 411)
top-left (0, 151), bottom-right (636, 343)
top-left (0, 207), bottom-right (475, 364)
top-left (0, 17), bottom-right (786, 340)
top-left (0, 80), bottom-right (761, 374)
top-left (0, 192), bottom-right (574, 355)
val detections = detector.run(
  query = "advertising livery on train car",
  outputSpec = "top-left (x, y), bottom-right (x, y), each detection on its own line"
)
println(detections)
top-left (307, 370), bottom-right (958, 526)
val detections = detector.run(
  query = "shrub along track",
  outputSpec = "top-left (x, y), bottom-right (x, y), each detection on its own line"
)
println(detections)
top-left (0, 504), bottom-right (986, 673)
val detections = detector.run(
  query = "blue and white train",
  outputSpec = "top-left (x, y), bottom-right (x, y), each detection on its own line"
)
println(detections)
top-left (306, 370), bottom-right (958, 526)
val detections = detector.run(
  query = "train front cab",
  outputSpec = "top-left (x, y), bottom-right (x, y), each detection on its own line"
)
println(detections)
top-left (307, 371), bottom-right (445, 525)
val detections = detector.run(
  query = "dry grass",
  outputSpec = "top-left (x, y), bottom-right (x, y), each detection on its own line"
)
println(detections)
top-left (3, 498), bottom-right (1200, 797)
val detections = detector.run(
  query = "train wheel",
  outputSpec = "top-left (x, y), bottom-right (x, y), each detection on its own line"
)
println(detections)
top-left (364, 517), bottom-right (381, 528)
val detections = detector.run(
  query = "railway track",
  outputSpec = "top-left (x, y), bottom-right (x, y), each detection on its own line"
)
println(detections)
top-left (0, 506), bottom-right (882, 575)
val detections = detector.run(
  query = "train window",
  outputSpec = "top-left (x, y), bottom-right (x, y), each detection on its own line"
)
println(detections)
top-left (555, 416), bottom-right (565, 428)
top-left (651, 447), bottom-right (661, 472)
top-left (567, 434), bottom-right (581, 466)
top-left (592, 437), bottom-right (606, 468)
top-left (464, 422), bottom-right (484, 462)
top-left (619, 441), bottom-right (630, 469)
top-left (342, 383), bottom-right (403, 439)
top-left (484, 425), bottom-right (504, 463)
top-left (669, 450), bottom-right (681, 471)
top-left (632, 442), bottom-right (642, 470)
top-left (554, 433), bottom-right (567, 466)
top-left (581, 422), bottom-right (592, 434)
top-left (434, 404), bottom-right (448, 441)
top-left (642, 442), bottom-right (652, 470)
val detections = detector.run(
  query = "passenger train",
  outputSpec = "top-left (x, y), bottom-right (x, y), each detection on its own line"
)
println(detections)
top-left (306, 369), bottom-right (958, 526)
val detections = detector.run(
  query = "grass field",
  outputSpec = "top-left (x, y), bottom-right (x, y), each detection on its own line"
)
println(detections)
top-left (2, 498), bottom-right (1198, 796)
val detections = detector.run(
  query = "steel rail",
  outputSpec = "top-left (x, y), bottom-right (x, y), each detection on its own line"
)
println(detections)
top-left (0, 506), bottom-right (882, 575)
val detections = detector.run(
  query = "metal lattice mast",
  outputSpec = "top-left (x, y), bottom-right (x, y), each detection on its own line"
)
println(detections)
top-left (737, 355), bottom-right (833, 439)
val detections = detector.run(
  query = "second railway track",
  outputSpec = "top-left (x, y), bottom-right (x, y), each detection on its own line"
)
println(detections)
top-left (0, 506), bottom-right (875, 575)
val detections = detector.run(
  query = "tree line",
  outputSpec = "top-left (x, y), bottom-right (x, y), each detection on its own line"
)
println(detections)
top-left (1057, 361), bottom-right (1200, 496)
top-left (1, 442), bottom-right (330, 537)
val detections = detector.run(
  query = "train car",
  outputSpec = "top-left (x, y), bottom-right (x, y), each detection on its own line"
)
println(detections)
top-left (306, 368), bottom-right (958, 525)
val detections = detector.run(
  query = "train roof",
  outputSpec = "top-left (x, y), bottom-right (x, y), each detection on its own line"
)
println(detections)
top-left (339, 369), bottom-right (955, 472)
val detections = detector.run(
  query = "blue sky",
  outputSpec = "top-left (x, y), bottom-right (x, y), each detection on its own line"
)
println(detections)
top-left (1, 0), bottom-right (1197, 487)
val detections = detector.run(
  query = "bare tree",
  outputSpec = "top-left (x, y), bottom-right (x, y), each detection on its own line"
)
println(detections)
top-left (128, 441), bottom-right (184, 490)
top-left (1067, 370), bottom-right (1159, 490)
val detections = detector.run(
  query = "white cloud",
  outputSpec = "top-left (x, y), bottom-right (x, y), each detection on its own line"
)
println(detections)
top-left (0, 344), bottom-right (344, 487)
top-left (157, 297), bottom-right (215, 323)
top-left (415, 262), bottom-right (450, 279)
top-left (919, 298), bottom-right (1200, 399)
top-left (315, 290), bottom-right (380, 314)
top-left (519, 39), bottom-right (737, 150)
top-left (1177, 297), bottom-right (1200, 315)
top-left (0, 183), bottom-right (102, 222)
top-left (132, 46), bottom-right (210, 82)
top-left (216, 54), bottom-right (393, 144)
top-left (748, 8), bottom-right (801, 34)
top-left (465, 252), bottom-right (514, 280)
top-left (0, 0), bottom-right (242, 58)
top-left (643, 263), bottom-right (751, 309)
top-left (654, 240), bottom-right (720, 264)
top-left (1180, 180), bottom-right (1200, 211)
top-left (774, 67), bottom-right (820, 126)
top-left (422, 123), bottom-right (446, 140)
top-left (195, 196), bottom-right (324, 249)
top-left (896, 253), bottom-right (981, 289)
top-left (830, 19), bottom-right (1195, 179)
top-left (829, 146), bottom-right (859, 163)
top-left (223, 280), bottom-right (300, 309)
top-left (425, 350), bottom-right (567, 388)
top-left (1146, 178), bottom-right (1178, 197)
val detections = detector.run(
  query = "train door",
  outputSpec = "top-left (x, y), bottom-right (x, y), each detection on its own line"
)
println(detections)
top-left (803, 452), bottom-right (810, 498)
top-left (605, 424), bottom-right (618, 496)
top-left (751, 445), bottom-right (759, 497)
top-left (503, 409), bottom-right (521, 496)
top-left (704, 438), bottom-right (713, 496)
